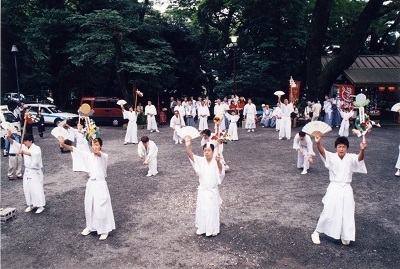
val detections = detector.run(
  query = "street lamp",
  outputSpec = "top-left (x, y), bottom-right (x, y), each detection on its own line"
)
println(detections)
top-left (230, 35), bottom-right (238, 96)
top-left (11, 45), bottom-right (21, 104)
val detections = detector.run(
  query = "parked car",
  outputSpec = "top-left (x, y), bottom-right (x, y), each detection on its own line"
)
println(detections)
top-left (0, 108), bottom-right (22, 148)
top-left (80, 97), bottom-right (123, 126)
top-left (3, 92), bottom-right (25, 103)
top-left (26, 103), bottom-right (79, 126)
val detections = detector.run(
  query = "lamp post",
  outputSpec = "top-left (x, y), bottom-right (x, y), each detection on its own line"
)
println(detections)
top-left (230, 35), bottom-right (238, 96)
top-left (11, 45), bottom-right (21, 104)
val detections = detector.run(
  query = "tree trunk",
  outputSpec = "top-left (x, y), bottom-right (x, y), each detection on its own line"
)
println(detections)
top-left (305, 0), bottom-right (334, 99)
top-left (113, 32), bottom-right (129, 101)
top-left (318, 0), bottom-right (385, 94)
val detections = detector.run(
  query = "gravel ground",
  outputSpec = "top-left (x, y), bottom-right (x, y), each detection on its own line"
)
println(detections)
top-left (1, 123), bottom-right (400, 269)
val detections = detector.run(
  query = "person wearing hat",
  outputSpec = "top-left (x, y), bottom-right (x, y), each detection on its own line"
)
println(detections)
top-left (5, 128), bottom-right (23, 180)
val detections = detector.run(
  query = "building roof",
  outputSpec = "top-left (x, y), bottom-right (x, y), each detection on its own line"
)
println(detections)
top-left (321, 55), bottom-right (400, 87)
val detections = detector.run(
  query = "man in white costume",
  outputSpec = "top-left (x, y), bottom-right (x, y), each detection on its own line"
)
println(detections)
top-left (145, 101), bottom-right (159, 133)
top-left (225, 110), bottom-right (239, 141)
top-left (121, 105), bottom-right (138, 144)
top-left (137, 136), bottom-right (159, 177)
top-left (272, 103), bottom-right (282, 131)
top-left (292, 131), bottom-right (315, 174)
top-left (279, 98), bottom-right (294, 140)
top-left (197, 101), bottom-right (210, 131)
top-left (311, 136), bottom-right (367, 246)
top-left (59, 137), bottom-right (116, 240)
top-left (185, 100), bottom-right (196, 127)
top-left (9, 133), bottom-right (46, 214)
top-left (5, 128), bottom-right (23, 180)
top-left (312, 99), bottom-right (322, 121)
top-left (170, 110), bottom-right (185, 144)
top-left (338, 106), bottom-right (354, 137)
top-left (243, 98), bottom-right (257, 132)
top-left (174, 100), bottom-right (186, 124)
top-left (323, 95), bottom-right (332, 126)
top-left (214, 99), bottom-right (227, 131)
top-left (185, 136), bottom-right (225, 237)
top-left (304, 101), bottom-right (313, 122)
top-left (7, 131), bottom-right (46, 214)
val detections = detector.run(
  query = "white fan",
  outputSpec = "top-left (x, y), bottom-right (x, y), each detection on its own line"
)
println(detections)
top-left (302, 121), bottom-right (332, 137)
top-left (274, 91), bottom-right (285, 96)
top-left (117, 99), bottom-right (127, 106)
top-left (51, 126), bottom-right (69, 139)
top-left (177, 126), bottom-right (200, 140)
top-left (391, 102), bottom-right (400, 112)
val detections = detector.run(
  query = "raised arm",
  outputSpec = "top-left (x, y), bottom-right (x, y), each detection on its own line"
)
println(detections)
top-left (58, 137), bottom-right (74, 152)
top-left (185, 137), bottom-right (194, 162)
top-left (315, 135), bottom-right (325, 160)
top-left (216, 154), bottom-right (223, 173)
top-left (358, 141), bottom-right (367, 161)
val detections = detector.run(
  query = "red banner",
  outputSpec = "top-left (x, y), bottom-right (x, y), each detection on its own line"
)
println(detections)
top-left (289, 81), bottom-right (301, 103)
top-left (335, 84), bottom-right (354, 107)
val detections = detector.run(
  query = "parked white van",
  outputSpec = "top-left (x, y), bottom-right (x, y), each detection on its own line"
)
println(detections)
top-left (26, 104), bottom-right (79, 126)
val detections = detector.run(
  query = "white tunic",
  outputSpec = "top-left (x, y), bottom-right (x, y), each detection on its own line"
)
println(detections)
top-left (70, 128), bottom-right (91, 172)
top-left (315, 151), bottom-right (367, 241)
top-left (243, 104), bottom-right (257, 129)
top-left (170, 116), bottom-right (185, 142)
top-left (190, 155), bottom-right (225, 236)
top-left (338, 110), bottom-right (354, 137)
top-left (123, 110), bottom-right (138, 143)
top-left (138, 141), bottom-right (159, 175)
top-left (292, 134), bottom-right (315, 170)
top-left (145, 105), bottom-right (158, 130)
top-left (198, 106), bottom-right (210, 131)
top-left (225, 113), bottom-right (239, 141)
top-left (396, 144), bottom-right (400, 169)
top-left (174, 105), bottom-right (186, 123)
top-left (272, 107), bottom-right (282, 130)
top-left (20, 143), bottom-right (46, 207)
top-left (214, 104), bottom-right (227, 131)
top-left (279, 103), bottom-right (294, 139)
top-left (71, 149), bottom-right (116, 234)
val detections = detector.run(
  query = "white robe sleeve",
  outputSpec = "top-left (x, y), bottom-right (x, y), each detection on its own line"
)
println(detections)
top-left (350, 155), bottom-right (367, 174)
top-left (123, 110), bottom-right (129, 119)
top-left (189, 155), bottom-right (202, 176)
top-left (137, 142), bottom-right (145, 157)
top-left (306, 136), bottom-right (315, 156)
top-left (71, 146), bottom-right (91, 171)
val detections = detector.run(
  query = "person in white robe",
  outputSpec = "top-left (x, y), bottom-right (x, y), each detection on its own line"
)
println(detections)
top-left (272, 104), bottom-right (282, 131)
top-left (312, 100), bottom-right (322, 121)
top-left (170, 110), bottom-right (185, 144)
top-left (214, 99), bottom-right (227, 131)
top-left (174, 100), bottom-right (186, 124)
top-left (71, 123), bottom-right (91, 172)
top-left (58, 137), bottom-right (115, 240)
top-left (137, 136), bottom-right (158, 177)
top-left (338, 106), bottom-right (354, 137)
top-left (243, 99), bottom-right (257, 132)
top-left (279, 98), bottom-right (294, 140)
top-left (395, 144), bottom-right (400, 177)
top-left (145, 101), bottom-right (159, 133)
top-left (185, 100), bottom-right (196, 127)
top-left (121, 105), bottom-right (138, 144)
top-left (185, 136), bottom-right (225, 236)
top-left (198, 101), bottom-right (210, 131)
top-left (225, 111), bottom-right (239, 141)
top-left (304, 101), bottom-right (313, 122)
top-left (292, 131), bottom-right (315, 174)
top-left (311, 136), bottom-right (367, 246)
top-left (11, 133), bottom-right (46, 214)
top-left (323, 95), bottom-right (332, 126)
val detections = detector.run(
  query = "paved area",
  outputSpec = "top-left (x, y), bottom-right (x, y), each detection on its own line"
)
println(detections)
top-left (1, 123), bottom-right (400, 268)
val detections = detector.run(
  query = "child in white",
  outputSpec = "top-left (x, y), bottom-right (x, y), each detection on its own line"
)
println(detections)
top-left (338, 107), bottom-right (354, 137)
top-left (170, 110), bottom-right (185, 144)
top-left (59, 137), bottom-right (115, 240)
top-left (121, 105), bottom-right (138, 144)
top-left (311, 136), bottom-right (367, 246)
top-left (292, 131), bottom-right (315, 174)
top-left (138, 136), bottom-right (159, 177)
top-left (225, 111), bottom-right (239, 141)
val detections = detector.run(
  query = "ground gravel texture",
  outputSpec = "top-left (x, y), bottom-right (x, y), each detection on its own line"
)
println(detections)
top-left (1, 123), bottom-right (400, 269)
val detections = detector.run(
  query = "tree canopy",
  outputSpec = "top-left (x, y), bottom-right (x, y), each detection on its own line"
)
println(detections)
top-left (2, 0), bottom-right (399, 107)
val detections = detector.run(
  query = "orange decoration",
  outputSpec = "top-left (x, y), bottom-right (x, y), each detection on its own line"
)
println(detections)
top-left (378, 86), bottom-right (385, 92)
top-left (388, 86), bottom-right (395, 92)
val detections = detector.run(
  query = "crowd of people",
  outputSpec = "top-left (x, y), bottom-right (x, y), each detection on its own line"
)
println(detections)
top-left (3, 93), bottom-right (399, 246)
